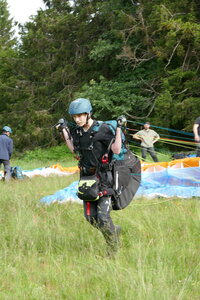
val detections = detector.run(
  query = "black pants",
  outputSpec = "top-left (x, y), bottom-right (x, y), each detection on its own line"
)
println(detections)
top-left (0, 159), bottom-right (11, 181)
top-left (141, 146), bottom-right (158, 162)
top-left (83, 196), bottom-right (116, 243)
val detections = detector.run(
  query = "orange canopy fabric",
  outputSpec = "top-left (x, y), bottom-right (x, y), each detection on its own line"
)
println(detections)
top-left (50, 158), bottom-right (200, 174)
top-left (50, 164), bottom-right (79, 173)
top-left (142, 157), bottom-right (200, 172)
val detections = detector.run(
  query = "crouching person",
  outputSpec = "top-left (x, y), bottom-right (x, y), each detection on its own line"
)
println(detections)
top-left (57, 98), bottom-right (125, 255)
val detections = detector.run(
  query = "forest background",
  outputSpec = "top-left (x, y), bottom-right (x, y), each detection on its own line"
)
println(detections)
top-left (0, 0), bottom-right (200, 151)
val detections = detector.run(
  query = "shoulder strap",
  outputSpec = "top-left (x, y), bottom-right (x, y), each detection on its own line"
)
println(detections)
top-left (90, 120), bottom-right (102, 133)
top-left (93, 120), bottom-right (127, 158)
top-left (72, 120), bottom-right (101, 153)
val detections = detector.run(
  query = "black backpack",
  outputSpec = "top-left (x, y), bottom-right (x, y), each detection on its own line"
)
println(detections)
top-left (111, 150), bottom-right (141, 210)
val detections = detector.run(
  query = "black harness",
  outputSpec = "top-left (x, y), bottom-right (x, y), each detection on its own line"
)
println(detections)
top-left (72, 121), bottom-right (141, 209)
top-left (71, 121), bottom-right (114, 174)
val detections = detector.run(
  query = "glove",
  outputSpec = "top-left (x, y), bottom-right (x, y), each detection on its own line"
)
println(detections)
top-left (55, 118), bottom-right (68, 132)
top-left (116, 115), bottom-right (127, 128)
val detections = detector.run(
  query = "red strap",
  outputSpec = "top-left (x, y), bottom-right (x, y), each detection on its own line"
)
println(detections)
top-left (101, 154), bottom-right (109, 164)
top-left (86, 201), bottom-right (91, 216)
top-left (99, 190), bottom-right (108, 197)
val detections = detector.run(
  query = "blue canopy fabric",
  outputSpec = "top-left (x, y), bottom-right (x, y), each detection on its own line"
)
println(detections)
top-left (40, 165), bottom-right (200, 204)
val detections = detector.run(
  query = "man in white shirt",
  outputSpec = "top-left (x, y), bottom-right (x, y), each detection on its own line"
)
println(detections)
top-left (193, 117), bottom-right (200, 157)
top-left (133, 122), bottom-right (160, 162)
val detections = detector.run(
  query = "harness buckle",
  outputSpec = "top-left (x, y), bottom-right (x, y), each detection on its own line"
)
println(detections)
top-left (99, 190), bottom-right (108, 197)
top-left (101, 154), bottom-right (109, 164)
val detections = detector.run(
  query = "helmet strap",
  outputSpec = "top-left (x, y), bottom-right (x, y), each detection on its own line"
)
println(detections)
top-left (86, 113), bottom-right (92, 125)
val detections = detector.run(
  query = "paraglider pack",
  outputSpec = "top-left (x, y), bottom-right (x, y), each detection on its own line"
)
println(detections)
top-left (73, 120), bottom-right (141, 210)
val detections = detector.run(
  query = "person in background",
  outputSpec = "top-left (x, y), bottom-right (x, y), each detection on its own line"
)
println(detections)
top-left (133, 122), bottom-right (160, 162)
top-left (193, 117), bottom-right (200, 157)
top-left (0, 126), bottom-right (13, 181)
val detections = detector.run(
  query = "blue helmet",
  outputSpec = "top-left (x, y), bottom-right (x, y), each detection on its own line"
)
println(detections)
top-left (2, 126), bottom-right (12, 133)
top-left (68, 98), bottom-right (92, 115)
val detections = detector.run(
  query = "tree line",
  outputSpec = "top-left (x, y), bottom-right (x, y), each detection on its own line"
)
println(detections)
top-left (0, 0), bottom-right (200, 150)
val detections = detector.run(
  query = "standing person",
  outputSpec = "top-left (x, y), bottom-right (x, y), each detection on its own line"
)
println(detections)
top-left (0, 126), bottom-right (13, 181)
top-left (133, 122), bottom-right (160, 162)
top-left (56, 98), bottom-right (126, 255)
top-left (193, 117), bottom-right (200, 157)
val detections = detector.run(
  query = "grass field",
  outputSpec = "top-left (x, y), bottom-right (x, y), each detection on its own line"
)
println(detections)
top-left (0, 148), bottom-right (199, 299)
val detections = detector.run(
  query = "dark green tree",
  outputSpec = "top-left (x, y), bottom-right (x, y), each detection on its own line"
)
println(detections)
top-left (1, 0), bottom-right (199, 150)
top-left (113, 0), bottom-right (200, 131)
top-left (0, 0), bottom-right (18, 130)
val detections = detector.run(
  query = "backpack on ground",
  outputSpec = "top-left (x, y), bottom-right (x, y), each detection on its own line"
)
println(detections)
top-left (11, 166), bottom-right (25, 180)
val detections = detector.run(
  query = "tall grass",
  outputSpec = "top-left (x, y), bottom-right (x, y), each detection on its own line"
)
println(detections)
top-left (0, 171), bottom-right (199, 299)
top-left (0, 146), bottom-right (199, 299)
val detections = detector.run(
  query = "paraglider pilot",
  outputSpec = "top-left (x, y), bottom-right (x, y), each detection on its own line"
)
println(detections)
top-left (56, 98), bottom-right (126, 255)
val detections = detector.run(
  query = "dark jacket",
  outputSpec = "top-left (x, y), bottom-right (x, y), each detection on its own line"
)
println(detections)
top-left (0, 134), bottom-right (13, 160)
top-left (71, 121), bottom-right (115, 169)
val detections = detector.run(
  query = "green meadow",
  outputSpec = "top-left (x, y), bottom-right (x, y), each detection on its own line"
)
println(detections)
top-left (0, 146), bottom-right (199, 299)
